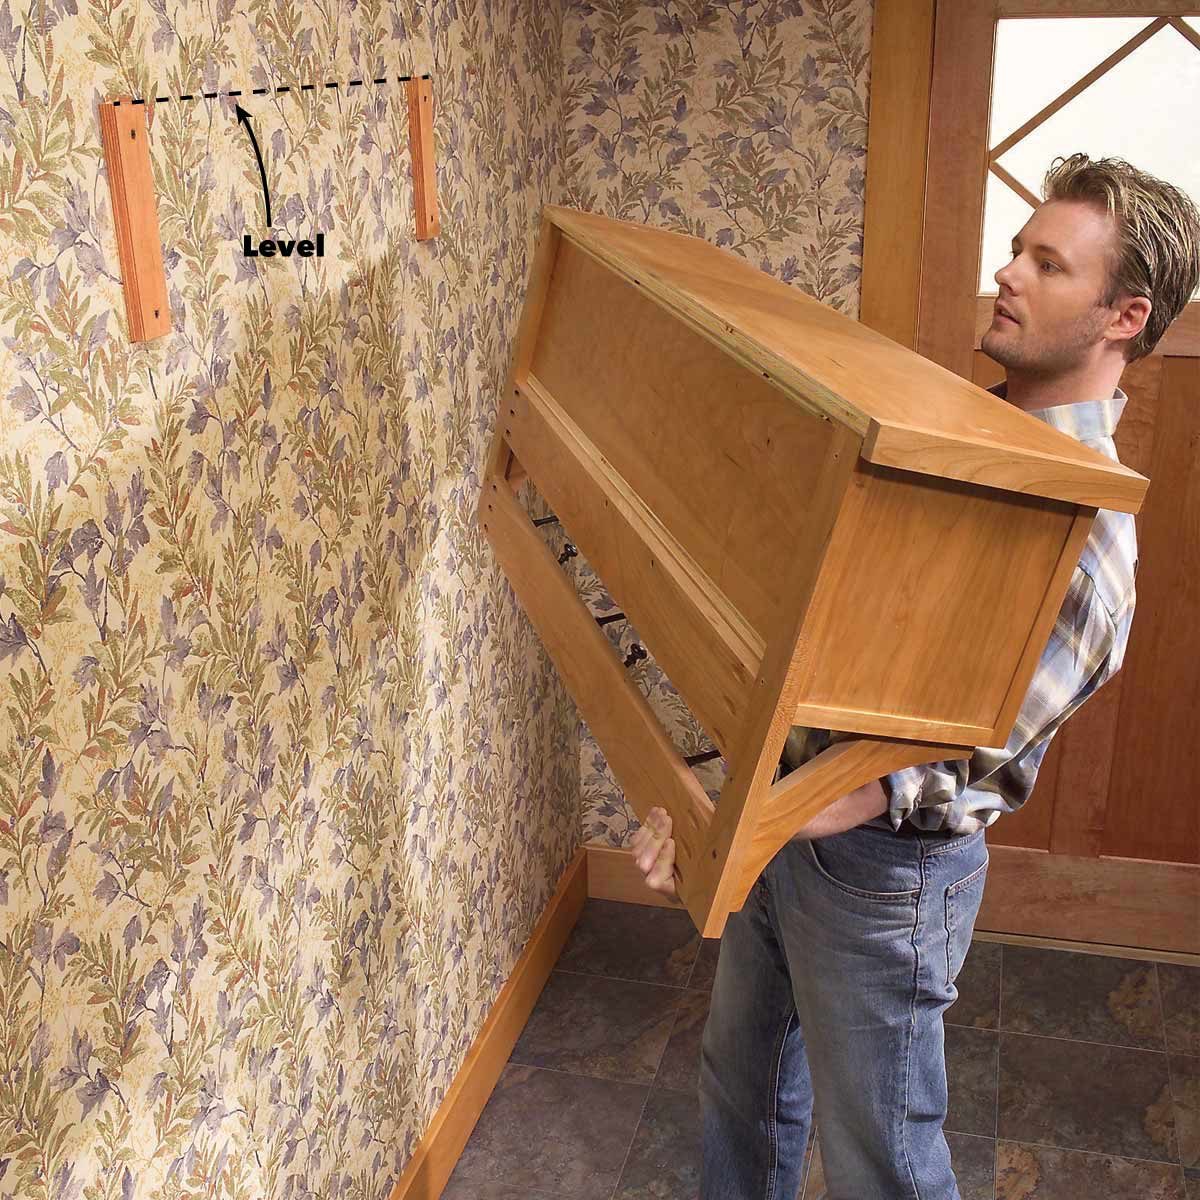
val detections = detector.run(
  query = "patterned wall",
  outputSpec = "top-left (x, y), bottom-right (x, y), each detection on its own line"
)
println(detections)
top-left (1, 0), bottom-right (877, 1191)
top-left (0, 2), bottom-right (580, 1197)
top-left (560, 0), bottom-right (876, 847)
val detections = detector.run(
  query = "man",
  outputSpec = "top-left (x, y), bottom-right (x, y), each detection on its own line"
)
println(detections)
top-left (630, 153), bottom-right (1200, 1199)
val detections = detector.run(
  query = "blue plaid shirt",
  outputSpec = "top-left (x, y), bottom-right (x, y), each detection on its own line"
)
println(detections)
top-left (782, 381), bottom-right (1138, 835)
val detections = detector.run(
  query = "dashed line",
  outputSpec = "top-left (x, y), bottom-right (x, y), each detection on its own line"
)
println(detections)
top-left (115, 73), bottom-right (429, 106)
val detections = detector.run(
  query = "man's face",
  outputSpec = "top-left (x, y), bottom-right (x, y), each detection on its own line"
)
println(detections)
top-left (982, 199), bottom-right (1122, 374)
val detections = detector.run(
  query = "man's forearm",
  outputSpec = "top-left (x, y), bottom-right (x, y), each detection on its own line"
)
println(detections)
top-left (792, 778), bottom-right (889, 839)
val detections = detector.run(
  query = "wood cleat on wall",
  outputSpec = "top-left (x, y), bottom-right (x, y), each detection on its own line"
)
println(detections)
top-left (98, 96), bottom-right (171, 343)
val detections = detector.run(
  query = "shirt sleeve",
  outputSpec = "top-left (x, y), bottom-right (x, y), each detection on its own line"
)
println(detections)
top-left (879, 566), bottom-right (1127, 834)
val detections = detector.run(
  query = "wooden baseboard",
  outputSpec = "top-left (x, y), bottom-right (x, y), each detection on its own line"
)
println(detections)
top-left (389, 848), bottom-right (589, 1200)
top-left (585, 841), bottom-right (1200, 960)
top-left (976, 844), bottom-right (1200, 956)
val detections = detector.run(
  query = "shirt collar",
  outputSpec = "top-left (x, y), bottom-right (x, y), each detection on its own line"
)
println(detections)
top-left (986, 380), bottom-right (1128, 443)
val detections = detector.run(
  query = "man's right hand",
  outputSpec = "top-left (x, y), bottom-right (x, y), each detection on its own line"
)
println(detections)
top-left (630, 807), bottom-right (677, 898)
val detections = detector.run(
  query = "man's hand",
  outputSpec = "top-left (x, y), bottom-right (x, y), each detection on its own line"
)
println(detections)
top-left (630, 807), bottom-right (677, 898)
top-left (628, 781), bottom-right (888, 899)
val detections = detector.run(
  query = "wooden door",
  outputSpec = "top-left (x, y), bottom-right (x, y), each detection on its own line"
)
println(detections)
top-left (862, 0), bottom-right (1200, 952)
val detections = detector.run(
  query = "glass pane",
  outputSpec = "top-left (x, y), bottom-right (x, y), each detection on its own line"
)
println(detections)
top-left (989, 17), bottom-right (1154, 147)
top-left (978, 172), bottom-right (1035, 293)
top-left (981, 19), bottom-right (1200, 300)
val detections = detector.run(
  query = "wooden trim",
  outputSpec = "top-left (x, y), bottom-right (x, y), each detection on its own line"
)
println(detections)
top-left (485, 217), bottom-right (562, 484)
top-left (790, 701), bottom-right (995, 745)
top-left (1171, 13), bottom-right (1200, 49)
top-left (988, 17), bottom-right (1170, 159)
top-left (976, 844), bottom-right (1200, 954)
top-left (388, 849), bottom-right (588, 1200)
top-left (585, 844), bottom-right (1200, 959)
top-left (862, 418), bottom-right (1147, 512)
top-left (973, 930), bottom-right (1200, 968)
top-left (859, 0), bottom-right (937, 347)
top-left (479, 474), bottom-right (716, 884)
top-left (990, 161), bottom-right (1041, 209)
top-left (98, 97), bottom-right (171, 343)
top-left (405, 76), bottom-right (439, 241)
top-left (976, 296), bottom-right (1200, 357)
top-left (916, 1), bottom-right (996, 378)
top-left (512, 218), bottom-right (562, 383)
top-left (997, 1), bottom-right (1199, 15)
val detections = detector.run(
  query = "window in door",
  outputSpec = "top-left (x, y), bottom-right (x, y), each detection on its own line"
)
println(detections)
top-left (978, 15), bottom-right (1200, 301)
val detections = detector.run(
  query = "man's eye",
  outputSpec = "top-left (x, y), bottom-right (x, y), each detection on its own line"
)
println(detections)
top-left (1041, 261), bottom-right (1057, 273)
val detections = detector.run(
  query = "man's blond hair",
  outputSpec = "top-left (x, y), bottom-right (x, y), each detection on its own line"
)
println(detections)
top-left (1042, 153), bottom-right (1200, 361)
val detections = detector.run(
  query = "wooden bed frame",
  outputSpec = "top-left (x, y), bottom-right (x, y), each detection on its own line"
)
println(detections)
top-left (479, 205), bottom-right (1148, 939)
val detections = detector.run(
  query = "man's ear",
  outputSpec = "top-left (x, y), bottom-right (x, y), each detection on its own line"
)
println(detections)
top-left (1108, 293), bottom-right (1152, 351)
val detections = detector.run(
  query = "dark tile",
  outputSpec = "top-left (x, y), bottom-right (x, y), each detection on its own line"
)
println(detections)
top-left (999, 1032), bottom-right (1177, 1162)
top-left (946, 1025), bottom-right (999, 1137)
top-left (656, 988), bottom-right (709, 1094)
top-left (1173, 1054), bottom-right (1200, 1170)
top-left (1161, 965), bottom-right (1200, 1056)
top-left (947, 1132), bottom-right (996, 1200)
top-left (443, 1063), bottom-right (647, 1200)
top-left (1000, 945), bottom-right (1163, 1049)
top-left (511, 970), bottom-right (681, 1084)
top-left (558, 898), bottom-right (701, 987)
top-left (947, 939), bottom-right (1001, 1029)
top-left (688, 936), bottom-right (720, 991)
top-left (994, 1140), bottom-right (1186, 1199)
top-left (442, 1182), bottom-right (565, 1199)
top-left (613, 1085), bottom-right (701, 1199)
top-left (801, 1132), bottom-right (990, 1199)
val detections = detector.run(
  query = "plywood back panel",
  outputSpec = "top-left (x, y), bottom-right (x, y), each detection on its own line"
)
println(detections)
top-left (792, 460), bottom-right (1079, 744)
top-left (528, 235), bottom-right (841, 644)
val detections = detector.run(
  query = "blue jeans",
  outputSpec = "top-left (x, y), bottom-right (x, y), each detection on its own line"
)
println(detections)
top-left (699, 821), bottom-right (989, 1200)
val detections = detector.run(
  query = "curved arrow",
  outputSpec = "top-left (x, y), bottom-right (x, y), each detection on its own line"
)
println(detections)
top-left (234, 103), bottom-right (272, 228)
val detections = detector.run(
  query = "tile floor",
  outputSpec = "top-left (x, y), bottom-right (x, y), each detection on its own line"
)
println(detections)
top-left (443, 899), bottom-right (1200, 1199)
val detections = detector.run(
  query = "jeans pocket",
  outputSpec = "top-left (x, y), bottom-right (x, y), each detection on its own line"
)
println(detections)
top-left (806, 830), bottom-right (922, 903)
top-left (944, 857), bottom-right (989, 984)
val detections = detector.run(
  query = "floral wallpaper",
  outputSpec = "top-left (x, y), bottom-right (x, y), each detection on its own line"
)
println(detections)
top-left (560, 0), bottom-right (876, 847)
top-left (1, 0), bottom-right (878, 1192)
top-left (0, 0), bottom-right (580, 1197)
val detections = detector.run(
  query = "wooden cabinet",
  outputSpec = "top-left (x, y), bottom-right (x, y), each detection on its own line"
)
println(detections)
top-left (481, 204), bottom-right (1146, 938)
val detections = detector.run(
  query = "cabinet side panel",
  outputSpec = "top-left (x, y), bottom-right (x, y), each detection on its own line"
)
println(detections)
top-left (792, 461), bottom-right (1078, 743)
top-left (527, 237), bottom-right (839, 644)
